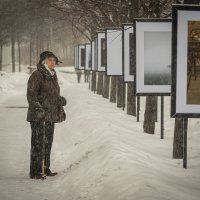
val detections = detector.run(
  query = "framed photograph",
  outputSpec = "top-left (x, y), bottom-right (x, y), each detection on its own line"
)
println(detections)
top-left (85, 43), bottom-right (92, 71)
top-left (91, 37), bottom-right (98, 71)
top-left (97, 32), bottom-right (106, 71)
top-left (171, 5), bottom-right (200, 118)
top-left (122, 23), bottom-right (134, 82)
top-left (91, 40), bottom-right (95, 71)
top-left (105, 28), bottom-right (123, 76)
top-left (74, 45), bottom-right (79, 69)
top-left (134, 18), bottom-right (172, 96)
top-left (78, 44), bottom-right (86, 70)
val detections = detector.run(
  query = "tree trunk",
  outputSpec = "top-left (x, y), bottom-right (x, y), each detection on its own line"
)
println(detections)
top-left (36, 34), bottom-right (39, 65)
top-left (11, 31), bottom-right (15, 72)
top-left (122, 82), bottom-right (126, 109)
top-left (155, 96), bottom-right (158, 122)
top-left (97, 72), bottom-right (103, 95)
top-left (110, 76), bottom-right (117, 103)
top-left (173, 118), bottom-right (184, 158)
top-left (0, 41), bottom-right (3, 71)
top-left (102, 72), bottom-right (110, 99)
top-left (33, 36), bottom-right (37, 66)
top-left (84, 71), bottom-right (87, 82)
top-left (117, 76), bottom-right (123, 108)
top-left (127, 83), bottom-right (136, 116)
top-left (17, 38), bottom-right (21, 72)
top-left (29, 34), bottom-right (33, 69)
top-left (143, 96), bottom-right (157, 134)
top-left (91, 71), bottom-right (96, 92)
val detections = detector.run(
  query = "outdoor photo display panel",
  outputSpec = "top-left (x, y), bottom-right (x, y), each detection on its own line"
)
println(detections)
top-left (101, 38), bottom-right (106, 67)
top-left (93, 37), bottom-right (98, 71)
top-left (134, 19), bottom-right (172, 95)
top-left (97, 32), bottom-right (106, 71)
top-left (106, 28), bottom-right (122, 76)
top-left (74, 45), bottom-right (78, 69)
top-left (123, 24), bottom-right (134, 82)
top-left (78, 44), bottom-right (86, 70)
top-left (85, 43), bottom-right (92, 71)
top-left (91, 40), bottom-right (95, 71)
top-left (171, 5), bottom-right (200, 117)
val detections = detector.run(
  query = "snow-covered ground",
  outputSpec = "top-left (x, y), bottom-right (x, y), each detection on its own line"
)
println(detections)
top-left (0, 66), bottom-right (200, 200)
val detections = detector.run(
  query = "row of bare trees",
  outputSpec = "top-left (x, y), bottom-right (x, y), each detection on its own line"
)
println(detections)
top-left (0, 0), bottom-right (79, 72)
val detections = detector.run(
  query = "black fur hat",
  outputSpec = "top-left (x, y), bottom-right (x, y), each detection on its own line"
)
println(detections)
top-left (39, 51), bottom-right (62, 65)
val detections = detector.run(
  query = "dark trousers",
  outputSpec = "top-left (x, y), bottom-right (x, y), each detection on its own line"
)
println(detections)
top-left (30, 121), bottom-right (55, 177)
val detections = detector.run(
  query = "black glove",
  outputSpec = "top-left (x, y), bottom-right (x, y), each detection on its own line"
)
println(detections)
top-left (35, 107), bottom-right (45, 121)
top-left (59, 96), bottom-right (67, 106)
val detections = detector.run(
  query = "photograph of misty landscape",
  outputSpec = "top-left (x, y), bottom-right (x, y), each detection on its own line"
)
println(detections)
top-left (101, 38), bottom-right (106, 67)
top-left (81, 48), bottom-right (86, 67)
top-left (129, 33), bottom-right (134, 75)
top-left (144, 31), bottom-right (171, 85)
top-left (88, 49), bottom-right (92, 68)
top-left (187, 21), bottom-right (200, 104)
top-left (86, 45), bottom-right (92, 69)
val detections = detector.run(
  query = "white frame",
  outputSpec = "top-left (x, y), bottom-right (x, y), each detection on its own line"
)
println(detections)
top-left (106, 28), bottom-right (123, 76)
top-left (135, 20), bottom-right (172, 95)
top-left (74, 45), bottom-right (78, 69)
top-left (97, 32), bottom-right (106, 72)
top-left (123, 24), bottom-right (134, 82)
top-left (78, 44), bottom-right (86, 70)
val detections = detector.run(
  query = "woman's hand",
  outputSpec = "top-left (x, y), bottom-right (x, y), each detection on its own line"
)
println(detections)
top-left (59, 96), bottom-right (67, 106)
top-left (35, 107), bottom-right (45, 121)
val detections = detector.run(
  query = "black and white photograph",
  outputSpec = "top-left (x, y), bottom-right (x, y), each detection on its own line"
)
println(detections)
top-left (144, 31), bottom-right (171, 85)
top-left (74, 45), bottom-right (79, 69)
top-left (85, 43), bottom-right (92, 71)
top-left (130, 33), bottom-right (134, 76)
top-left (91, 40), bottom-right (95, 71)
top-left (106, 28), bottom-right (122, 76)
top-left (171, 5), bottom-right (200, 117)
top-left (78, 44), bottom-right (86, 70)
top-left (94, 37), bottom-right (98, 71)
top-left (122, 24), bottom-right (134, 82)
top-left (134, 19), bottom-right (172, 95)
top-left (101, 38), bottom-right (106, 67)
top-left (97, 32), bottom-right (106, 71)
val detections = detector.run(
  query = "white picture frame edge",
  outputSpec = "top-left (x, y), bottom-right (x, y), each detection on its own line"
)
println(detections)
top-left (135, 19), bottom-right (172, 95)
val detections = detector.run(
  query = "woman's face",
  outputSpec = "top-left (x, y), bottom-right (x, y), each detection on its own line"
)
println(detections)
top-left (45, 57), bottom-right (56, 69)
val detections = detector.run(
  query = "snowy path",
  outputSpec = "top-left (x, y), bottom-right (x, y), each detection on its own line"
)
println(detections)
top-left (0, 68), bottom-right (200, 200)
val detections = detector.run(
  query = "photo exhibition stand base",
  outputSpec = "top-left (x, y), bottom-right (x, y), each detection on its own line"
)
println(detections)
top-left (122, 81), bottom-right (125, 111)
top-left (161, 96), bottom-right (164, 139)
top-left (183, 118), bottom-right (188, 169)
top-left (137, 96), bottom-right (140, 122)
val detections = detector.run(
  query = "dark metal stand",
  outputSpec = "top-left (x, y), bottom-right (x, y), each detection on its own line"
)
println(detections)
top-left (183, 118), bottom-right (188, 169)
top-left (89, 71), bottom-right (91, 90)
top-left (161, 96), bottom-right (164, 139)
top-left (122, 82), bottom-right (125, 111)
top-left (137, 96), bottom-right (140, 122)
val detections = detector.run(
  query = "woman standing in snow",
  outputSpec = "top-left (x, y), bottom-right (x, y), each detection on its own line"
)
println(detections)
top-left (26, 51), bottom-right (67, 179)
